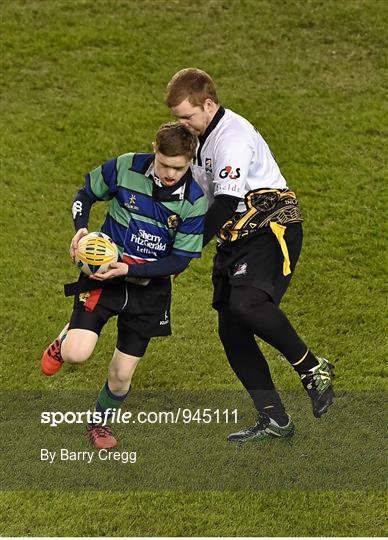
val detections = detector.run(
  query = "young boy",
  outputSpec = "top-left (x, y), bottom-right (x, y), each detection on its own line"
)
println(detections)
top-left (41, 122), bottom-right (207, 449)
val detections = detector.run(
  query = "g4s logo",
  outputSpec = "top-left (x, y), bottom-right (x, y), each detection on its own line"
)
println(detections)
top-left (219, 165), bottom-right (241, 180)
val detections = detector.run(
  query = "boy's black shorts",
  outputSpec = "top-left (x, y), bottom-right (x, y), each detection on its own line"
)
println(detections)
top-left (69, 276), bottom-right (172, 354)
top-left (212, 222), bottom-right (303, 308)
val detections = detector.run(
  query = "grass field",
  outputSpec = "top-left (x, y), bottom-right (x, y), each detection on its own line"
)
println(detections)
top-left (1, 0), bottom-right (387, 536)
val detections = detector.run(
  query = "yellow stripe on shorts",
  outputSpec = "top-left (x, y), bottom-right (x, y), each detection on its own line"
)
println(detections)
top-left (269, 221), bottom-right (291, 276)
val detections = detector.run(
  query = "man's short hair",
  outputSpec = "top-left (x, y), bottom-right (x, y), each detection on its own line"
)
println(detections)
top-left (155, 122), bottom-right (197, 160)
top-left (166, 68), bottom-right (219, 108)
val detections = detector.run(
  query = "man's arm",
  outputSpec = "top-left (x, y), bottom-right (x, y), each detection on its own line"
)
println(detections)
top-left (201, 130), bottom-right (253, 245)
top-left (203, 194), bottom-right (240, 246)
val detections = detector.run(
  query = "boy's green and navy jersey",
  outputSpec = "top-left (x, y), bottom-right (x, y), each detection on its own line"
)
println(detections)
top-left (78, 153), bottom-right (206, 262)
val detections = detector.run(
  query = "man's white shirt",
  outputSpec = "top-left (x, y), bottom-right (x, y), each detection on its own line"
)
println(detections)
top-left (192, 108), bottom-right (288, 211)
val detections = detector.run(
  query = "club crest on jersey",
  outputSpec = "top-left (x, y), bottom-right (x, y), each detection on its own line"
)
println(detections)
top-left (205, 158), bottom-right (213, 174)
top-left (233, 262), bottom-right (247, 277)
top-left (167, 214), bottom-right (179, 229)
top-left (125, 194), bottom-right (139, 211)
top-left (219, 165), bottom-right (241, 180)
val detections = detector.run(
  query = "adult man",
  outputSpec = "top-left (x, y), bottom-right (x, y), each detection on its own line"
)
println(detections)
top-left (41, 122), bottom-right (206, 449)
top-left (166, 68), bottom-right (334, 443)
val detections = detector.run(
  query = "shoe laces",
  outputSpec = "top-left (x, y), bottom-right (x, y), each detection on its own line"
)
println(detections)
top-left (247, 412), bottom-right (270, 432)
top-left (89, 424), bottom-right (113, 440)
top-left (49, 339), bottom-right (63, 362)
top-left (301, 360), bottom-right (331, 392)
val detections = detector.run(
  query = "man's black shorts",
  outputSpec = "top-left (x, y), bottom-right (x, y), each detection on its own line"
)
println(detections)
top-left (69, 276), bottom-right (172, 342)
top-left (212, 222), bottom-right (303, 307)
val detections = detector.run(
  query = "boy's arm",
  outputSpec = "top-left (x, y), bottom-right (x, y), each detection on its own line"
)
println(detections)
top-left (69, 156), bottom-right (119, 260)
top-left (69, 187), bottom-right (94, 259)
top-left (92, 188), bottom-right (207, 281)
top-left (91, 254), bottom-right (191, 281)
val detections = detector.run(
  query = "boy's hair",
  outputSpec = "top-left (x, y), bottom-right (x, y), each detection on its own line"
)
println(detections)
top-left (166, 68), bottom-right (219, 108)
top-left (155, 122), bottom-right (197, 160)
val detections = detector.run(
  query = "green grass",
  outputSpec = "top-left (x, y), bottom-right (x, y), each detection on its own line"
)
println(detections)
top-left (0, 491), bottom-right (386, 537)
top-left (1, 0), bottom-right (387, 536)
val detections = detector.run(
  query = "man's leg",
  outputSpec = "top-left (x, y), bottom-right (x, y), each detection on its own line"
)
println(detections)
top-left (218, 304), bottom-right (288, 423)
top-left (228, 286), bottom-right (334, 418)
top-left (213, 249), bottom-right (295, 442)
top-left (218, 303), bottom-right (295, 443)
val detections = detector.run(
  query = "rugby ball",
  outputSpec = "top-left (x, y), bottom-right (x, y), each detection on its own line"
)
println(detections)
top-left (75, 232), bottom-right (118, 276)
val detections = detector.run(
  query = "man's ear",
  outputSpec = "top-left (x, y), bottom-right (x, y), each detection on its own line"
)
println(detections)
top-left (152, 142), bottom-right (156, 152)
top-left (204, 98), bottom-right (215, 112)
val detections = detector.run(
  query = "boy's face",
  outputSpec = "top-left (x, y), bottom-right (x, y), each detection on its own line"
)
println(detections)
top-left (170, 98), bottom-right (215, 136)
top-left (154, 151), bottom-right (190, 187)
